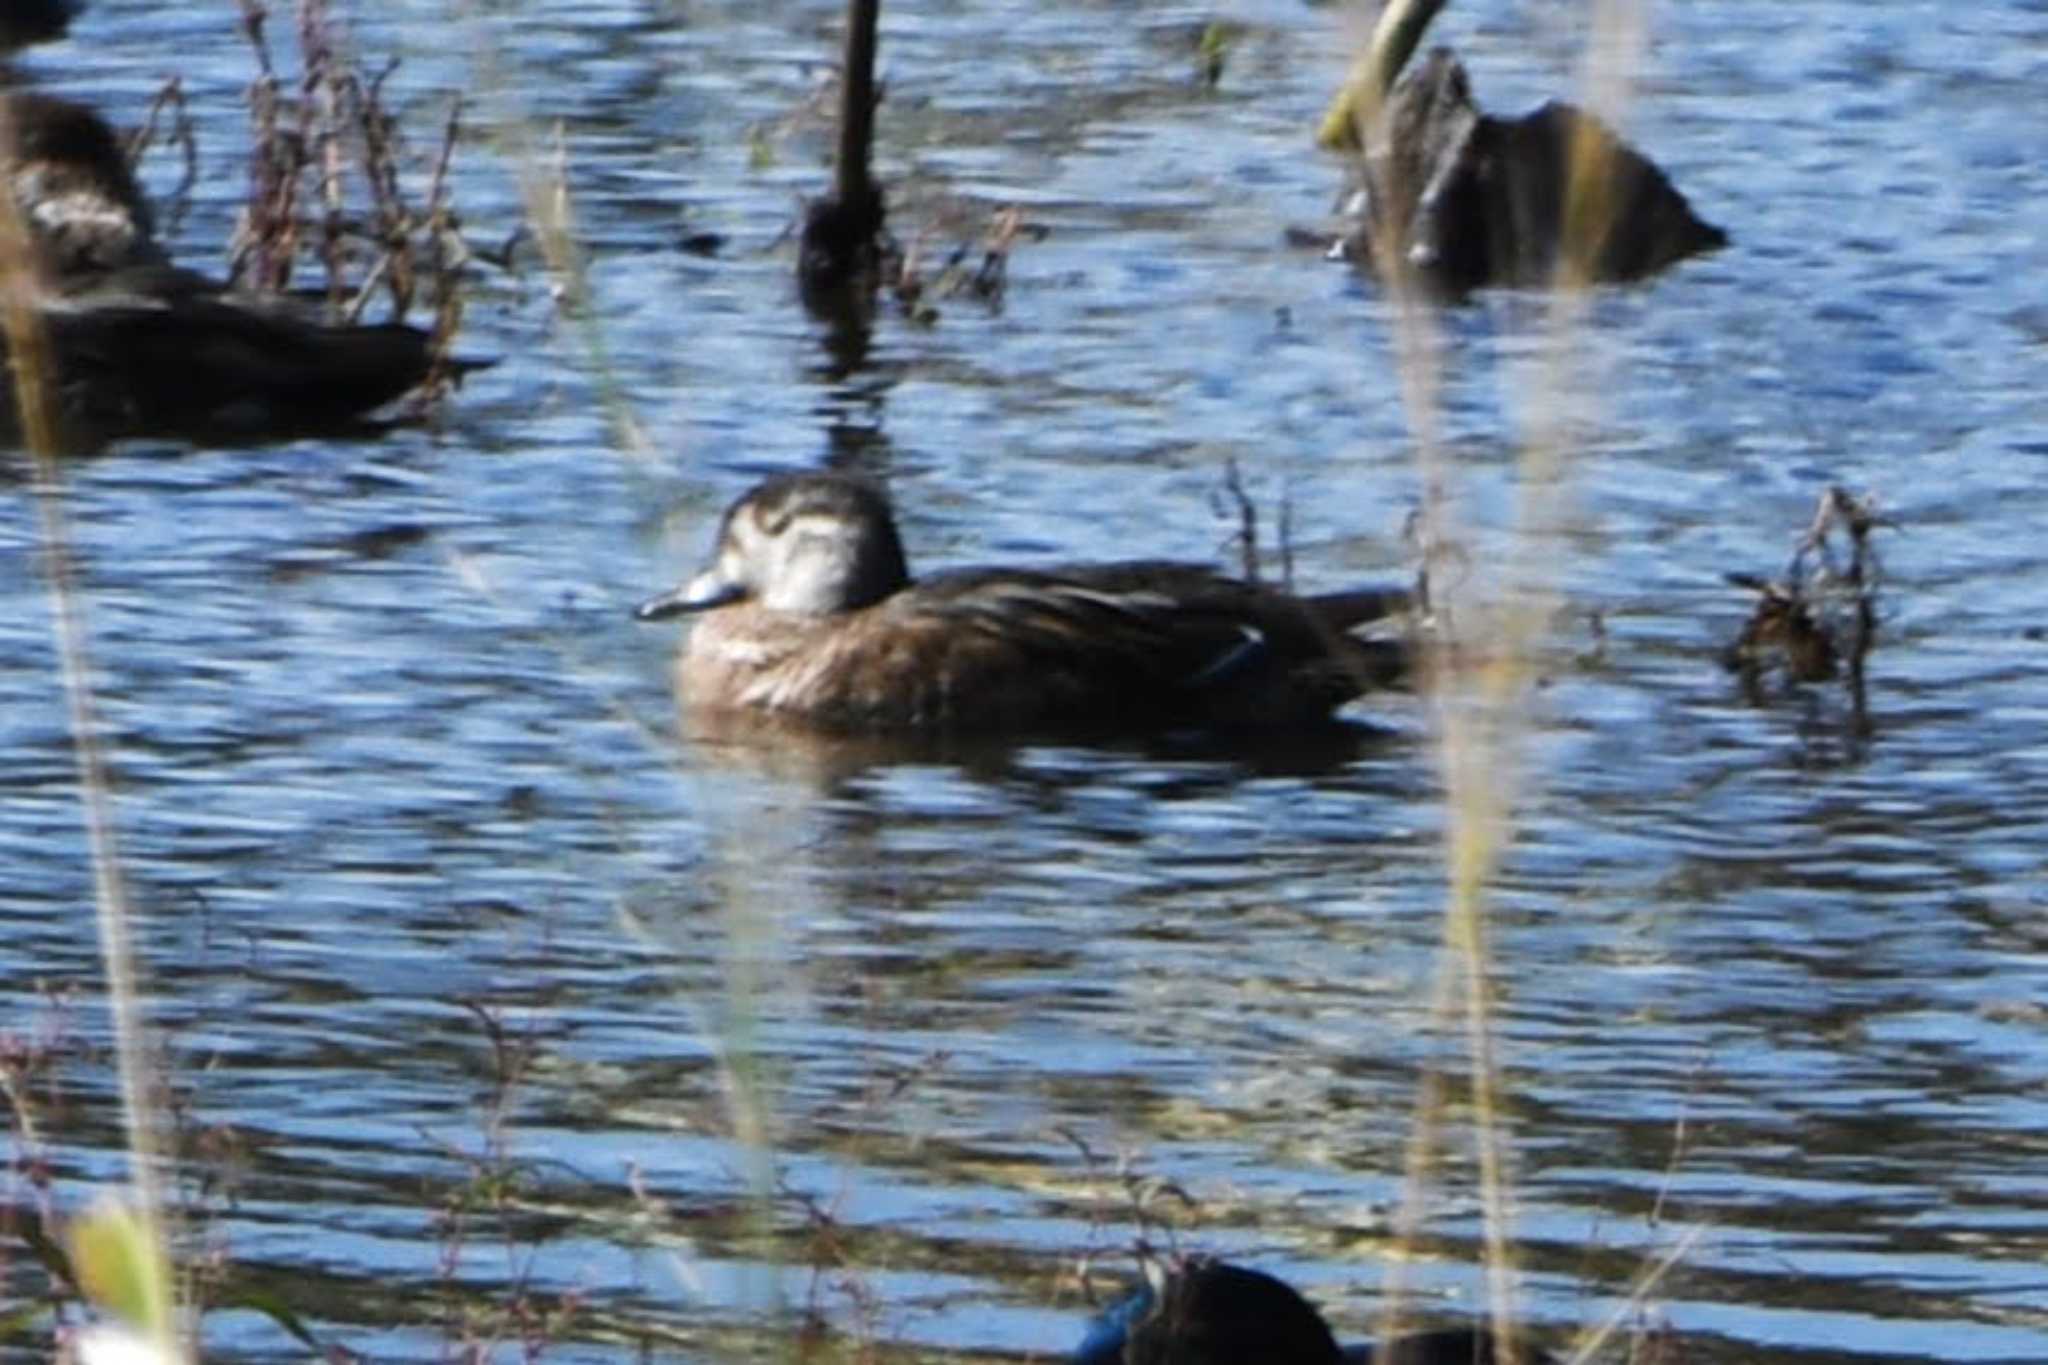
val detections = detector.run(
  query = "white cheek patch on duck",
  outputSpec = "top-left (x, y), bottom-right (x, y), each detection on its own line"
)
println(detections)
top-left (728, 509), bottom-right (772, 557)
top-left (761, 517), bottom-right (874, 613)
top-left (785, 511), bottom-right (855, 541)
top-left (716, 545), bottom-right (753, 590)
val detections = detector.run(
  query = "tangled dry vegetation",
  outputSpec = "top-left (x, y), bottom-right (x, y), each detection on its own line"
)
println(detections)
top-left (226, 0), bottom-right (474, 390)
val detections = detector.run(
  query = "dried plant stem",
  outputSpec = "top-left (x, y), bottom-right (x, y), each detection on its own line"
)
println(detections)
top-left (513, 117), bottom-right (651, 458)
top-left (0, 100), bottom-right (174, 1339)
top-left (457, 0), bottom-right (652, 460)
top-left (1366, 18), bottom-right (1456, 1338)
top-left (1361, 2), bottom-right (1648, 1360)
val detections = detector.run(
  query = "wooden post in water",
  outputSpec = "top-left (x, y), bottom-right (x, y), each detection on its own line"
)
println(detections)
top-left (800, 0), bottom-right (886, 295)
top-left (835, 0), bottom-right (880, 218)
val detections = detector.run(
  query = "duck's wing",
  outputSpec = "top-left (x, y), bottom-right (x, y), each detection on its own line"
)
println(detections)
top-left (911, 563), bottom-right (1265, 679)
top-left (903, 563), bottom-right (1411, 720)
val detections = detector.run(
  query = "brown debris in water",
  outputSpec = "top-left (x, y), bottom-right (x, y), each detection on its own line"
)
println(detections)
top-left (891, 204), bottom-right (1046, 323)
top-left (1725, 487), bottom-right (1891, 705)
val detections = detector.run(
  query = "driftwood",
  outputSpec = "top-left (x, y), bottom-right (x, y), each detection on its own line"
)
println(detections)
top-left (1336, 48), bottom-right (1726, 293)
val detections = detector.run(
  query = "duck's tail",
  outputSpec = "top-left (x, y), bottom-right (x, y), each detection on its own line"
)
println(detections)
top-left (1308, 584), bottom-right (1416, 631)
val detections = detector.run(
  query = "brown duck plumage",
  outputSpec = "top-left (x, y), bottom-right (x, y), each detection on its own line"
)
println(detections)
top-left (636, 474), bottom-right (1412, 734)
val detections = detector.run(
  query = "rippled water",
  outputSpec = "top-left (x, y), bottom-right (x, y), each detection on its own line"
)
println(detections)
top-left (4, 2), bottom-right (2048, 1362)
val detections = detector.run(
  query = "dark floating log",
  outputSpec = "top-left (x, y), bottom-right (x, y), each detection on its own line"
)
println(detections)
top-left (1332, 48), bottom-right (1726, 294)
top-left (1073, 1259), bottom-right (1556, 1365)
top-left (0, 93), bottom-right (460, 447)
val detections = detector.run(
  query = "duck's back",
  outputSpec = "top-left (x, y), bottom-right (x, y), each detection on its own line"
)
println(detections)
top-left (30, 295), bottom-right (437, 438)
top-left (681, 561), bottom-right (1409, 732)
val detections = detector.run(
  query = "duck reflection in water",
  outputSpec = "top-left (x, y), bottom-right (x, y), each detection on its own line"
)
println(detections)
top-left (1075, 1260), bottom-right (1555, 1365)
top-left (636, 474), bottom-right (1414, 739)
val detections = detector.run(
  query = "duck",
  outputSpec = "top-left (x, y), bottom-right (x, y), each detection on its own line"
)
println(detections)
top-left (1073, 1259), bottom-right (1555, 1365)
top-left (0, 92), bottom-right (458, 443)
top-left (634, 473), bottom-right (1413, 735)
top-left (0, 0), bottom-right (78, 52)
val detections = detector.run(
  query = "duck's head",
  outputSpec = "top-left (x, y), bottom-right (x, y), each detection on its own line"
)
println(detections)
top-left (3, 93), bottom-right (165, 281)
top-left (636, 473), bottom-right (911, 620)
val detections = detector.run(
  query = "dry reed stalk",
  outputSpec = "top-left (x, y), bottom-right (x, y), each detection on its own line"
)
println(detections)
top-left (453, 0), bottom-right (652, 463)
top-left (0, 100), bottom-right (182, 1361)
top-left (233, 0), bottom-right (476, 380)
top-left (127, 79), bottom-right (200, 237)
top-left (1353, 3), bottom-right (1652, 1362)
top-left (234, 0), bottom-right (299, 295)
top-left (1347, 0), bottom-right (1462, 1351)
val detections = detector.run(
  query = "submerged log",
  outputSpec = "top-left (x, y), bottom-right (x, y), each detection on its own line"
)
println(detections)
top-left (1333, 48), bottom-right (1726, 293)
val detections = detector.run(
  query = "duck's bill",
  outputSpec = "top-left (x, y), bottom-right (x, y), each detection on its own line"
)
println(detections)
top-left (634, 572), bottom-right (745, 620)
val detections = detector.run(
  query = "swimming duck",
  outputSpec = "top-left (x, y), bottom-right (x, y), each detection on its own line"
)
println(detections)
top-left (1074, 1259), bottom-right (1553, 1365)
top-left (635, 473), bottom-right (1412, 734)
top-left (0, 92), bottom-right (455, 441)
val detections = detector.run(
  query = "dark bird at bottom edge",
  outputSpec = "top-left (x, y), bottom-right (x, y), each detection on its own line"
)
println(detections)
top-left (1073, 1259), bottom-right (1557, 1365)
top-left (634, 472), bottom-right (1415, 736)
